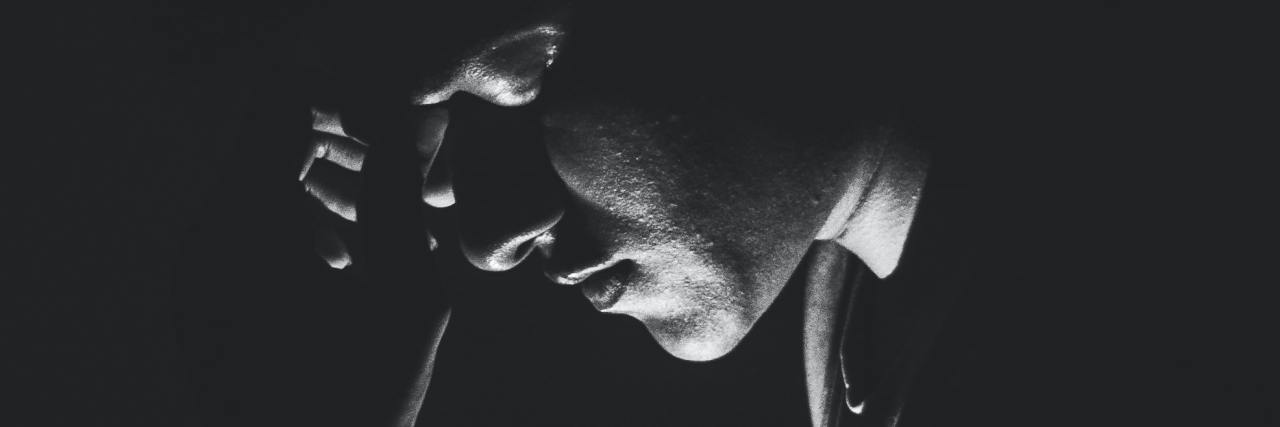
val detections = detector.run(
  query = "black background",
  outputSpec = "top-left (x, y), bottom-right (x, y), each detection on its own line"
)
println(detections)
top-left (10, 1), bottom-right (1270, 426)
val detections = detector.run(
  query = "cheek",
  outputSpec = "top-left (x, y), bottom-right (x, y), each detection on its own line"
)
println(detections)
top-left (542, 109), bottom-right (690, 221)
top-left (544, 105), bottom-right (841, 317)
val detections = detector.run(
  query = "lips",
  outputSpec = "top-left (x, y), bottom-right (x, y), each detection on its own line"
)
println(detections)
top-left (576, 261), bottom-right (634, 311)
top-left (545, 257), bottom-right (635, 312)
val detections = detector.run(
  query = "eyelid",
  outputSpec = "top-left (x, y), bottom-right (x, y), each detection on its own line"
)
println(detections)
top-left (412, 22), bottom-right (567, 107)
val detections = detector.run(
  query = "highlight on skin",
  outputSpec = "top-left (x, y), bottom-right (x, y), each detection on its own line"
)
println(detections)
top-left (412, 24), bottom-right (565, 107)
top-left (301, 9), bottom-right (931, 364)
top-left (539, 101), bottom-right (827, 362)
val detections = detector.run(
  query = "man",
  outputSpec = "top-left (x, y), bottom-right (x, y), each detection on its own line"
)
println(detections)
top-left (298, 2), bottom-right (977, 425)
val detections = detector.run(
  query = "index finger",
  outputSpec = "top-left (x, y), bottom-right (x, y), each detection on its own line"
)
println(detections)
top-left (413, 108), bottom-right (449, 167)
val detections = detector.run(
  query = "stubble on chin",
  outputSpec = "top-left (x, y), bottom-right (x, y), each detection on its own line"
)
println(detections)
top-left (637, 305), bottom-right (750, 362)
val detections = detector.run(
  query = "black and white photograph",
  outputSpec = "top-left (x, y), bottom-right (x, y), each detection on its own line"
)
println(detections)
top-left (10, 1), bottom-right (1268, 426)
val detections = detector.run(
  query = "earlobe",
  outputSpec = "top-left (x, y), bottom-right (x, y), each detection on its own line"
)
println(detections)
top-left (411, 19), bottom-right (568, 107)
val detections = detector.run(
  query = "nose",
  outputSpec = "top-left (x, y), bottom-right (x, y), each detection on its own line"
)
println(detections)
top-left (447, 94), bottom-right (566, 271)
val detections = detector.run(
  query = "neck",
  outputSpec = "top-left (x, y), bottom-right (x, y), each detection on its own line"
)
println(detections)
top-left (815, 133), bottom-right (928, 278)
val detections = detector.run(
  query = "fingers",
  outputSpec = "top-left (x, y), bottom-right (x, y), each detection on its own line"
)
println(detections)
top-left (302, 108), bottom-right (369, 180)
top-left (422, 142), bottom-right (455, 208)
top-left (312, 107), bottom-right (352, 138)
top-left (301, 131), bottom-right (368, 177)
top-left (315, 218), bottom-right (353, 269)
top-left (303, 160), bottom-right (361, 222)
top-left (414, 108), bottom-right (449, 162)
top-left (414, 108), bottom-right (455, 208)
top-left (312, 194), bottom-right (366, 273)
top-left (302, 107), bottom-right (368, 223)
top-left (302, 105), bottom-right (453, 270)
top-left (303, 108), bottom-right (367, 270)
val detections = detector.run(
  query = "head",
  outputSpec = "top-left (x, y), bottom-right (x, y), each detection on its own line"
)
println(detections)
top-left (398, 2), bottom-right (917, 361)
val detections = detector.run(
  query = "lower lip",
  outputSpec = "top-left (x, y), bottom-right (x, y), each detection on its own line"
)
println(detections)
top-left (579, 261), bottom-right (634, 311)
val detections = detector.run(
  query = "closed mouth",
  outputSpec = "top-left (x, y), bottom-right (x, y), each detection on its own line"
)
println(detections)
top-left (574, 260), bottom-right (635, 312)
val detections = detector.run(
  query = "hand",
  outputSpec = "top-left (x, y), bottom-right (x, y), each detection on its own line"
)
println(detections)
top-left (297, 104), bottom-right (456, 427)
top-left (290, 15), bottom-right (565, 424)
top-left (299, 106), bottom-right (454, 270)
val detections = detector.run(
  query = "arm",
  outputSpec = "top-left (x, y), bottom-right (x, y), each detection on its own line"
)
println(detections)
top-left (300, 105), bottom-right (453, 426)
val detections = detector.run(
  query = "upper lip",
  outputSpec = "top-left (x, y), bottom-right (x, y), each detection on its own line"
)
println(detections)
top-left (544, 258), bottom-right (618, 286)
top-left (573, 260), bottom-right (635, 311)
top-left (537, 221), bottom-right (633, 310)
top-left (543, 255), bottom-right (635, 311)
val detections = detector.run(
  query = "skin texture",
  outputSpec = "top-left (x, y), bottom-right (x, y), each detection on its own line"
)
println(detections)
top-left (302, 5), bottom-right (919, 362)
top-left (534, 94), bottom-right (863, 360)
top-left (438, 15), bottom-right (876, 360)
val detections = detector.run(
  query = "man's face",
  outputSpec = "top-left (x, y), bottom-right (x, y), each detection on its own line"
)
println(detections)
top-left (537, 93), bottom-right (854, 360)
top-left (430, 7), bottom-right (866, 361)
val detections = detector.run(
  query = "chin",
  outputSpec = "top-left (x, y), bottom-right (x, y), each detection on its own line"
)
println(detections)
top-left (639, 309), bottom-right (751, 362)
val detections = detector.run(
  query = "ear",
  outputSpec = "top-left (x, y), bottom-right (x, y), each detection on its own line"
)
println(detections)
top-left (411, 16), bottom-right (567, 107)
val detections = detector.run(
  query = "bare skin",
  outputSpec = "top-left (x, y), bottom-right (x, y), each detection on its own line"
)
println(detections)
top-left (298, 6), bottom-right (927, 425)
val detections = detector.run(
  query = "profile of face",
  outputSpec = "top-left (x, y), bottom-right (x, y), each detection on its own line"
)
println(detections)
top-left (412, 5), bottom-right (899, 361)
top-left (532, 91), bottom-right (860, 361)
